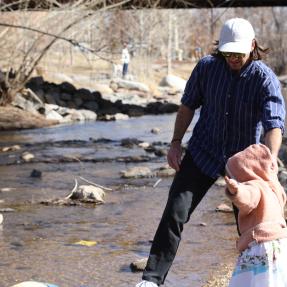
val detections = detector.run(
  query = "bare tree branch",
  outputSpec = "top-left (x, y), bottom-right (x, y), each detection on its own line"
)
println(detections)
top-left (0, 22), bottom-right (106, 56)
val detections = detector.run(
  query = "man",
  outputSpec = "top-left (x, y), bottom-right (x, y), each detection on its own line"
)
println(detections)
top-left (122, 42), bottom-right (130, 78)
top-left (136, 18), bottom-right (285, 287)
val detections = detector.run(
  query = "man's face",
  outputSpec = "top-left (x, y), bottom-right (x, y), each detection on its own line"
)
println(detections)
top-left (222, 52), bottom-right (251, 71)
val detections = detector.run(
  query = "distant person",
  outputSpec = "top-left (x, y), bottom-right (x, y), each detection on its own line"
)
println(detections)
top-left (121, 42), bottom-right (130, 78)
top-left (194, 46), bottom-right (202, 61)
top-left (225, 144), bottom-right (287, 287)
top-left (135, 17), bottom-right (285, 287)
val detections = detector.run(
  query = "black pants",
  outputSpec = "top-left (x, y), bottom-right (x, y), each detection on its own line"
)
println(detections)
top-left (122, 63), bottom-right (128, 76)
top-left (142, 152), bottom-right (217, 285)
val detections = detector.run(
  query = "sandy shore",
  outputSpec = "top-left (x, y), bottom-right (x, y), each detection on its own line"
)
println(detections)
top-left (203, 264), bottom-right (233, 287)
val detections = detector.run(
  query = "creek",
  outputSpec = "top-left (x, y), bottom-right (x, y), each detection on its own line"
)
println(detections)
top-left (0, 113), bottom-right (237, 287)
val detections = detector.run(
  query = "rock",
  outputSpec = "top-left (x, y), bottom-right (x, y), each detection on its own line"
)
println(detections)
top-left (156, 166), bottom-right (175, 177)
top-left (145, 102), bottom-right (179, 114)
top-left (64, 110), bottom-right (85, 122)
top-left (1, 145), bottom-right (21, 152)
top-left (151, 127), bottom-right (160, 134)
top-left (120, 166), bottom-right (153, 178)
top-left (138, 142), bottom-right (150, 149)
top-left (30, 169), bottom-right (42, 178)
top-left (0, 213), bottom-right (3, 224)
top-left (144, 145), bottom-right (157, 153)
top-left (45, 108), bottom-right (64, 121)
top-left (59, 81), bottom-right (77, 94)
top-left (78, 109), bottom-right (97, 121)
top-left (12, 93), bottom-right (44, 115)
top-left (104, 113), bottom-right (129, 121)
top-left (215, 203), bottom-right (233, 213)
top-left (67, 183), bottom-right (105, 203)
top-left (60, 92), bottom-right (72, 101)
top-left (67, 101), bottom-right (77, 109)
top-left (154, 149), bottom-right (167, 157)
top-left (0, 187), bottom-right (15, 192)
top-left (81, 100), bottom-right (99, 112)
top-left (159, 74), bottom-right (187, 92)
top-left (44, 92), bottom-right (57, 105)
top-left (109, 81), bottom-right (118, 91)
top-left (74, 96), bottom-right (83, 107)
top-left (93, 83), bottom-right (113, 95)
top-left (215, 177), bottom-right (226, 187)
top-left (0, 208), bottom-right (15, 212)
top-left (44, 104), bottom-right (97, 123)
top-left (21, 152), bottom-right (35, 162)
top-left (121, 138), bottom-right (140, 148)
top-left (112, 79), bottom-right (149, 93)
top-left (26, 76), bottom-right (45, 88)
top-left (130, 258), bottom-right (148, 272)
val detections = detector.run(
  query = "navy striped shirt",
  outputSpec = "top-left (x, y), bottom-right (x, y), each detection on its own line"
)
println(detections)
top-left (181, 55), bottom-right (285, 178)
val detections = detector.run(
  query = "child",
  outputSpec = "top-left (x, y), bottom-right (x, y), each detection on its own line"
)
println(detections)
top-left (224, 143), bottom-right (287, 287)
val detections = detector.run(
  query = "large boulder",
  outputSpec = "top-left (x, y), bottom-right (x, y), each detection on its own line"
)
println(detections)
top-left (159, 74), bottom-right (187, 92)
top-left (112, 79), bottom-right (150, 93)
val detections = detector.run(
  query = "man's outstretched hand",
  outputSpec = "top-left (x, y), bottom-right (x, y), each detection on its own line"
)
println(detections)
top-left (167, 142), bottom-right (182, 172)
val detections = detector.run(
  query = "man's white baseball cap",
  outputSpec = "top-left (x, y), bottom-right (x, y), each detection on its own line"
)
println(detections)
top-left (218, 18), bottom-right (255, 54)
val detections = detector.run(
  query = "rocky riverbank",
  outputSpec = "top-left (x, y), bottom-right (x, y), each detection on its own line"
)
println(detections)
top-left (2, 71), bottom-right (287, 131)
top-left (0, 74), bottom-right (185, 131)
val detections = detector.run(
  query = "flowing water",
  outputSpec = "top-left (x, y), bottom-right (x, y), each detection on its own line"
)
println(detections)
top-left (0, 113), bottom-right (237, 287)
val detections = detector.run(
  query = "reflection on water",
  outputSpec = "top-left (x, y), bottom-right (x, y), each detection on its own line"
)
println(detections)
top-left (0, 113), bottom-right (198, 145)
top-left (0, 112), bottom-right (237, 287)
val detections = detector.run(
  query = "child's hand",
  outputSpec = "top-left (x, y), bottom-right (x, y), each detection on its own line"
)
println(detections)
top-left (224, 176), bottom-right (239, 194)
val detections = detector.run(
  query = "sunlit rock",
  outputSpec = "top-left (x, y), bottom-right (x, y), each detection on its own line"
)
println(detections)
top-left (1, 145), bottom-right (21, 152)
top-left (67, 184), bottom-right (105, 203)
top-left (138, 142), bottom-right (150, 149)
top-left (120, 166), bottom-right (153, 178)
top-left (112, 79), bottom-right (149, 93)
top-left (21, 152), bottom-right (35, 162)
top-left (155, 166), bottom-right (175, 177)
top-left (150, 127), bottom-right (160, 134)
top-left (159, 74), bottom-right (187, 93)
top-left (130, 257), bottom-right (148, 272)
top-left (104, 113), bottom-right (129, 121)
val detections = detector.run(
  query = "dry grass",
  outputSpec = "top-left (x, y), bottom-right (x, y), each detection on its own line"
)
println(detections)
top-left (37, 50), bottom-right (196, 89)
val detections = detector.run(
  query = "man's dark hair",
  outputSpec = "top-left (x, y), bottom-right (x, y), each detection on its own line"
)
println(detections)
top-left (212, 39), bottom-right (269, 60)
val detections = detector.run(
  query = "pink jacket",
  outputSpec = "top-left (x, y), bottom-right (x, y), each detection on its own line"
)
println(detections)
top-left (225, 144), bottom-right (287, 252)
